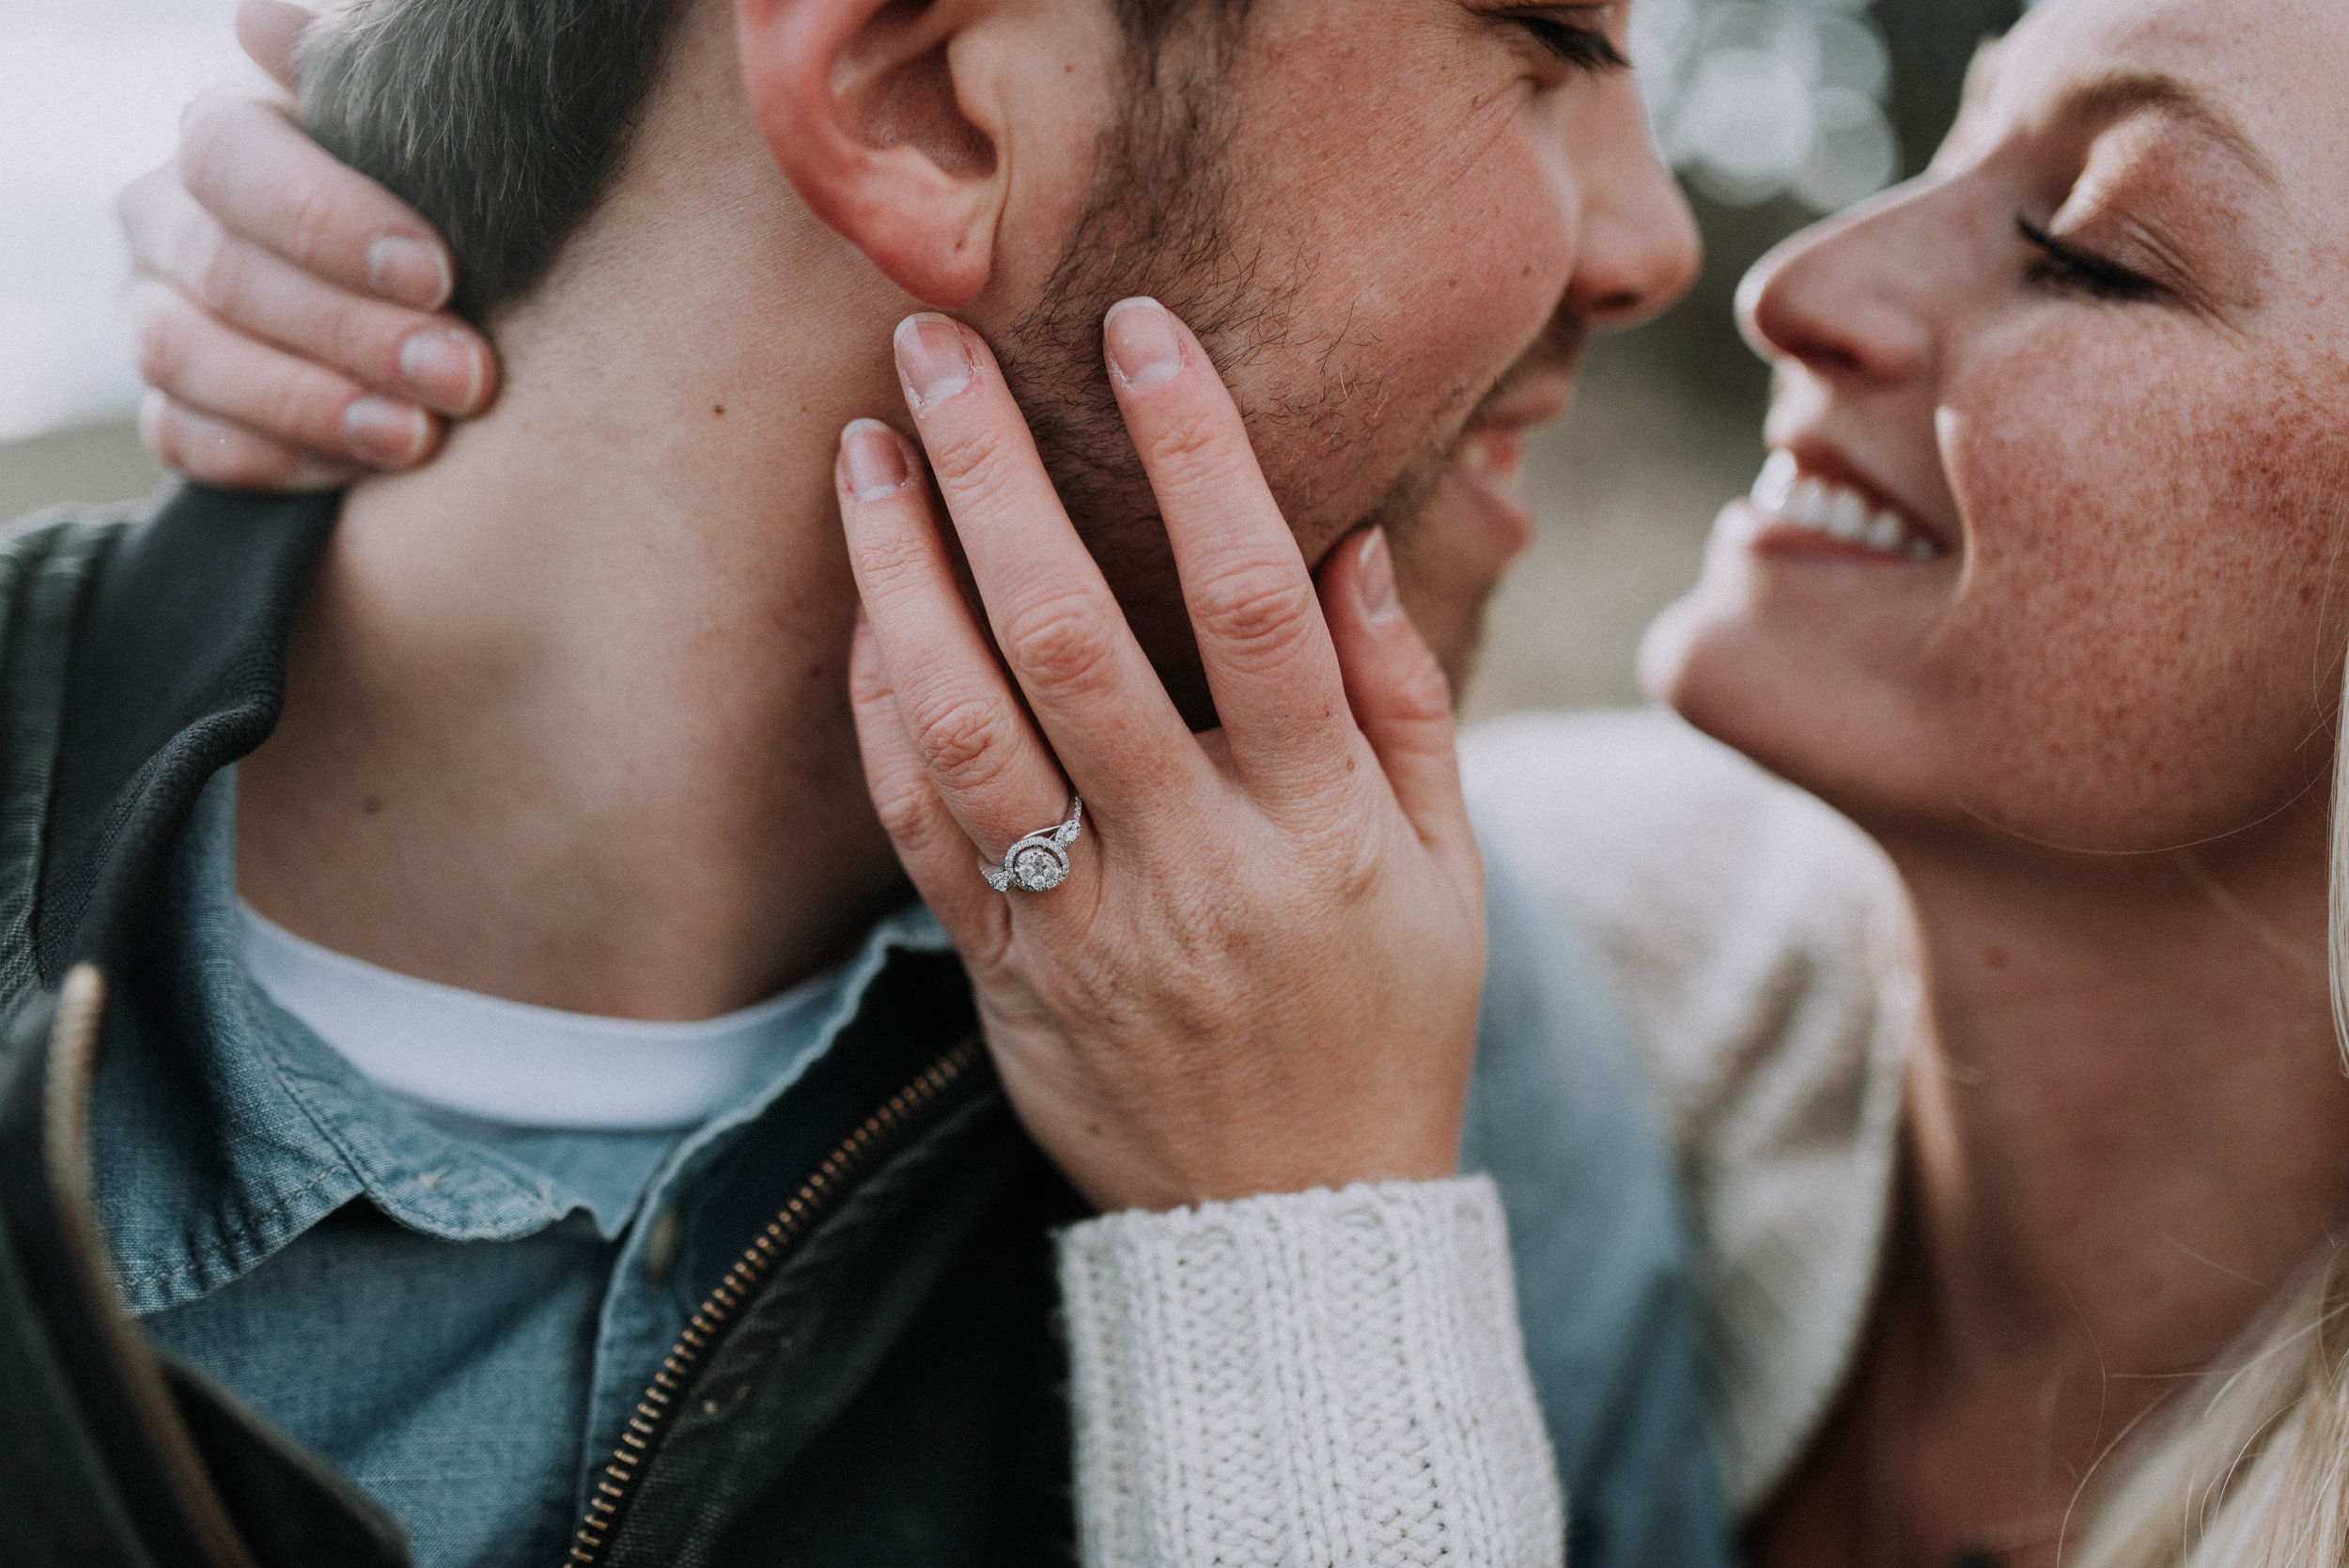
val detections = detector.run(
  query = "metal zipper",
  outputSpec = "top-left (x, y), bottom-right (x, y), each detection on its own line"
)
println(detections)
top-left (566, 1034), bottom-right (987, 1567)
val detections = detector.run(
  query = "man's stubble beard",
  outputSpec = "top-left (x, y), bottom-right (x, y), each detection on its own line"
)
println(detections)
top-left (992, 36), bottom-right (1460, 728)
top-left (990, 26), bottom-right (1590, 726)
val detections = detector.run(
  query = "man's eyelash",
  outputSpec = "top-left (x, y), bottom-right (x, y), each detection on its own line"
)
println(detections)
top-left (2016, 215), bottom-right (2158, 303)
top-left (1507, 13), bottom-right (1630, 73)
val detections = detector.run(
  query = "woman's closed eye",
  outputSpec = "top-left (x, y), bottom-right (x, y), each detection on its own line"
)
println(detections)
top-left (2017, 214), bottom-right (2161, 303)
top-left (1496, 8), bottom-right (1628, 74)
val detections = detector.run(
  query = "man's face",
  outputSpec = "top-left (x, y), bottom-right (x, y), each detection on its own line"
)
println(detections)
top-left (985, 0), bottom-right (1698, 718)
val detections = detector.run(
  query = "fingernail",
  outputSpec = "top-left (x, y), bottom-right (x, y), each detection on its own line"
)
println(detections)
top-left (1358, 528), bottom-right (1402, 623)
top-left (342, 396), bottom-right (429, 465)
top-left (894, 315), bottom-right (973, 410)
top-left (840, 418), bottom-right (911, 502)
top-left (398, 328), bottom-right (483, 412)
top-left (366, 235), bottom-right (451, 309)
top-left (1104, 297), bottom-right (1183, 389)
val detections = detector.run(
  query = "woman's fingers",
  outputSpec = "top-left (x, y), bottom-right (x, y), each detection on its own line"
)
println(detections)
top-left (1100, 298), bottom-right (1357, 796)
top-left (178, 87), bottom-right (452, 310)
top-left (845, 613), bottom-right (1007, 946)
top-left (139, 392), bottom-right (356, 491)
top-left (1317, 529), bottom-right (1477, 857)
top-left (124, 80), bottom-right (496, 480)
top-left (120, 170), bottom-right (491, 418)
top-left (889, 316), bottom-right (1201, 811)
top-left (836, 417), bottom-right (1095, 879)
top-left (125, 276), bottom-right (443, 469)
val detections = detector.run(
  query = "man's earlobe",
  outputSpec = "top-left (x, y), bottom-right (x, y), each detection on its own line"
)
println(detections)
top-left (739, 0), bottom-right (1003, 309)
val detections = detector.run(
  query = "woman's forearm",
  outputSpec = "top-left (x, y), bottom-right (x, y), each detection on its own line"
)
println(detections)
top-left (1061, 1176), bottom-right (1564, 1568)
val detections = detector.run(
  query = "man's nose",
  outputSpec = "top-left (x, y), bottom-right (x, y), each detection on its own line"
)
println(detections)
top-left (1736, 182), bottom-right (1937, 385)
top-left (1563, 102), bottom-right (1702, 332)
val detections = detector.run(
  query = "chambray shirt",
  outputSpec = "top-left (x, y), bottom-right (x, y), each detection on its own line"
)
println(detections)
top-left (94, 774), bottom-right (957, 1568)
top-left (91, 772), bottom-right (1730, 1568)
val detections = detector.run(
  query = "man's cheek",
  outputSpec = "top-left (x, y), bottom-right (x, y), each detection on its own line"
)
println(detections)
top-left (1346, 224), bottom-right (1574, 424)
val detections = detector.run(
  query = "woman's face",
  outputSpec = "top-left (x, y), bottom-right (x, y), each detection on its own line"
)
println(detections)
top-left (1641, 0), bottom-right (2349, 855)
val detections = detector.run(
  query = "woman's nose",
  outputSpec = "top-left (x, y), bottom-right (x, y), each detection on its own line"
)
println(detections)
top-left (1564, 104), bottom-right (1702, 331)
top-left (1736, 186), bottom-right (1936, 384)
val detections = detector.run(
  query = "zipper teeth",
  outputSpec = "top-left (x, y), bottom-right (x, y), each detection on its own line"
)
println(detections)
top-left (565, 1036), bottom-right (984, 1568)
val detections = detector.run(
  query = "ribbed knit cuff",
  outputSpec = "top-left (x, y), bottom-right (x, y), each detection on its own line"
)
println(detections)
top-left (1058, 1176), bottom-right (1563, 1568)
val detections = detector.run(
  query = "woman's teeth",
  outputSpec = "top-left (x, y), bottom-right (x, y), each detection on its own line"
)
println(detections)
top-left (1750, 451), bottom-right (1938, 560)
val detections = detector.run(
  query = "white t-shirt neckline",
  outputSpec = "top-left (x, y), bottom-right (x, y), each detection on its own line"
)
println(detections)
top-left (238, 902), bottom-right (838, 1131)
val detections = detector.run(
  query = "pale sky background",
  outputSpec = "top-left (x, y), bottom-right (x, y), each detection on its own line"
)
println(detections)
top-left (0, 0), bottom-right (251, 443)
top-left (0, 0), bottom-right (1908, 449)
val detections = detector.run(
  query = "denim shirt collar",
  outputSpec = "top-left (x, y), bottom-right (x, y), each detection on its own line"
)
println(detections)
top-left (90, 768), bottom-right (951, 1318)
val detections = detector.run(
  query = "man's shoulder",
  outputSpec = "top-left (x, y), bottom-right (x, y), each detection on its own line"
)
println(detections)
top-left (5, 495), bottom-right (145, 539)
top-left (0, 485), bottom-right (338, 1001)
top-left (0, 502), bottom-right (151, 1001)
top-left (1462, 706), bottom-right (1909, 1139)
top-left (1463, 707), bottom-right (1915, 1517)
top-left (1464, 775), bottom-right (1735, 1568)
top-left (1461, 706), bottom-right (1890, 932)
top-left (0, 497), bottom-right (145, 599)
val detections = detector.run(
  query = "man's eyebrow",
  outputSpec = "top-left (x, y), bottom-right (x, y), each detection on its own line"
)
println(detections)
top-left (2053, 70), bottom-right (2279, 190)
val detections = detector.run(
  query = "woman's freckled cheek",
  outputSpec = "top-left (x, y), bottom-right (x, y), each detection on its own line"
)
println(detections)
top-left (1928, 331), bottom-right (2349, 840)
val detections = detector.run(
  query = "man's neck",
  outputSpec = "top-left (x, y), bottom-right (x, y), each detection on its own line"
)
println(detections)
top-left (238, 156), bottom-right (916, 1019)
top-left (1875, 810), bottom-right (2349, 1498)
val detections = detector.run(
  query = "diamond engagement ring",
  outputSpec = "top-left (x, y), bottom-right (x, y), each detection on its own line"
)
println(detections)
top-left (982, 798), bottom-right (1084, 893)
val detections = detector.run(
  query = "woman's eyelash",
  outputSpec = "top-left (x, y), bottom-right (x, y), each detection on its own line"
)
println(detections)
top-left (1507, 13), bottom-right (1630, 73)
top-left (2016, 215), bottom-right (2158, 303)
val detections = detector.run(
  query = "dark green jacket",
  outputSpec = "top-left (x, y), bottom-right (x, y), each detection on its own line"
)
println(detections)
top-left (0, 485), bottom-right (1732, 1568)
top-left (0, 488), bottom-right (1086, 1568)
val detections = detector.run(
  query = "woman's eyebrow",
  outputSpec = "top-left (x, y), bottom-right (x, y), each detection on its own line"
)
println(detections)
top-left (2055, 70), bottom-right (2279, 190)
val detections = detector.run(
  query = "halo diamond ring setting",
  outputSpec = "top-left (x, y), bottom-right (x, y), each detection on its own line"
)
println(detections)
top-left (982, 797), bottom-right (1084, 893)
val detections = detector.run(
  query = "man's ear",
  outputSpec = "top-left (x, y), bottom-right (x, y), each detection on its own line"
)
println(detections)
top-left (739, 0), bottom-right (1004, 309)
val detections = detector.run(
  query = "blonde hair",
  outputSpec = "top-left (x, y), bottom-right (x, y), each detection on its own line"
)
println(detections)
top-left (2067, 705), bottom-right (2349, 1566)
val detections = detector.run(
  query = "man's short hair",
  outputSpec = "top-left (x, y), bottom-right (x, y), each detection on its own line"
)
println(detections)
top-left (298, 0), bottom-right (1241, 325)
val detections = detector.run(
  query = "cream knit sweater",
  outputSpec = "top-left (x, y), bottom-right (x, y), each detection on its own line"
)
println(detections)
top-left (1049, 708), bottom-right (1910, 1561)
top-left (1061, 1177), bottom-right (1563, 1568)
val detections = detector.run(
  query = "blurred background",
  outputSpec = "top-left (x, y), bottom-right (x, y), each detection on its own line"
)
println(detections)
top-left (0, 0), bottom-right (2025, 719)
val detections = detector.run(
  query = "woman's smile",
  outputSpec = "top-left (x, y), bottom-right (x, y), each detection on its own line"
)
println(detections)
top-left (1741, 449), bottom-right (1946, 563)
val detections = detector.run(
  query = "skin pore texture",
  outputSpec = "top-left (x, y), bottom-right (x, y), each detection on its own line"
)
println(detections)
top-left (1638, 0), bottom-right (2349, 1560)
top-left (232, 0), bottom-right (1696, 1021)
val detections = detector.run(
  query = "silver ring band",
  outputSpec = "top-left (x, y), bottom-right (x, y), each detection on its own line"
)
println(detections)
top-left (982, 797), bottom-right (1083, 893)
